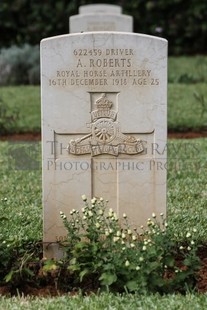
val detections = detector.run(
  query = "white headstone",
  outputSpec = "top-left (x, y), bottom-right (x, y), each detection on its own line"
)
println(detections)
top-left (41, 32), bottom-right (168, 258)
top-left (79, 4), bottom-right (122, 14)
top-left (69, 4), bottom-right (132, 33)
top-left (70, 14), bottom-right (133, 33)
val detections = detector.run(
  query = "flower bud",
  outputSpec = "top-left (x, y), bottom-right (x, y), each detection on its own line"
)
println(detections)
top-left (125, 260), bottom-right (130, 267)
top-left (81, 195), bottom-right (87, 201)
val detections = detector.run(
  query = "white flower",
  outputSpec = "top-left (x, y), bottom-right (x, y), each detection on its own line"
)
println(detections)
top-left (88, 211), bottom-right (93, 217)
top-left (60, 211), bottom-right (64, 215)
top-left (122, 247), bottom-right (126, 251)
top-left (136, 266), bottom-right (140, 271)
top-left (113, 236), bottom-right (120, 242)
top-left (132, 235), bottom-right (137, 241)
top-left (179, 246), bottom-right (184, 250)
top-left (123, 213), bottom-right (127, 218)
top-left (142, 246), bottom-right (147, 251)
top-left (82, 207), bottom-right (85, 213)
top-left (108, 208), bottom-right (114, 217)
top-left (125, 260), bottom-right (130, 267)
top-left (95, 223), bottom-right (100, 229)
top-left (130, 243), bottom-right (135, 248)
top-left (147, 220), bottom-right (154, 226)
top-left (187, 246), bottom-right (191, 251)
top-left (191, 240), bottom-right (195, 245)
top-left (91, 197), bottom-right (97, 204)
top-left (81, 194), bottom-right (87, 201)
top-left (160, 213), bottom-right (164, 217)
top-left (140, 225), bottom-right (144, 229)
top-left (105, 230), bottom-right (109, 236)
top-left (116, 231), bottom-right (121, 237)
top-left (139, 257), bottom-right (144, 262)
top-left (121, 233), bottom-right (126, 239)
top-left (165, 222), bottom-right (168, 227)
top-left (83, 215), bottom-right (87, 220)
top-left (186, 232), bottom-right (191, 238)
top-left (98, 210), bottom-right (103, 215)
top-left (100, 197), bottom-right (104, 201)
top-left (127, 229), bottom-right (132, 235)
top-left (152, 213), bottom-right (156, 218)
top-left (193, 228), bottom-right (197, 233)
top-left (109, 229), bottom-right (113, 234)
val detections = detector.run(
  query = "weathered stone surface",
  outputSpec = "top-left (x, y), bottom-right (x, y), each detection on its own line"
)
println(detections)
top-left (69, 4), bottom-right (132, 33)
top-left (79, 4), bottom-right (122, 14)
top-left (70, 14), bottom-right (133, 33)
top-left (41, 32), bottom-right (168, 258)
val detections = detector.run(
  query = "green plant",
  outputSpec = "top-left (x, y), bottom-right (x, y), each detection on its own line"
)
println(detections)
top-left (59, 196), bottom-right (200, 294)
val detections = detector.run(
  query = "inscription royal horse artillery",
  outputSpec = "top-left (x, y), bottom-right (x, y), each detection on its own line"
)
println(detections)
top-left (67, 93), bottom-right (144, 156)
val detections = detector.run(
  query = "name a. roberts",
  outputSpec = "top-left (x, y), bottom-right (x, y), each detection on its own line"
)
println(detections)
top-left (89, 58), bottom-right (132, 68)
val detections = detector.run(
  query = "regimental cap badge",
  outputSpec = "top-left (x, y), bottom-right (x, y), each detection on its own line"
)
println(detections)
top-left (96, 93), bottom-right (112, 110)
top-left (91, 93), bottom-right (117, 121)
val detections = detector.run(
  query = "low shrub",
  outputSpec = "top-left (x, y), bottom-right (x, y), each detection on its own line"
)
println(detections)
top-left (50, 196), bottom-right (200, 294)
top-left (0, 44), bottom-right (40, 86)
top-left (0, 195), bottom-right (201, 294)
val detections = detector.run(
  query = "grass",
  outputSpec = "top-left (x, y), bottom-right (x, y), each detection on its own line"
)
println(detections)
top-left (0, 292), bottom-right (207, 309)
top-left (0, 86), bottom-right (40, 134)
top-left (167, 139), bottom-right (207, 241)
top-left (168, 56), bottom-right (207, 84)
top-left (0, 142), bottom-right (42, 242)
top-left (168, 84), bottom-right (207, 131)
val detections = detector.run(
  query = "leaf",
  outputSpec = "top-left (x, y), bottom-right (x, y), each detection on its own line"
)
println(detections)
top-left (126, 280), bottom-right (138, 292)
top-left (69, 257), bottom-right (77, 265)
top-left (99, 272), bottom-right (117, 286)
top-left (67, 265), bottom-right (80, 272)
top-left (23, 267), bottom-right (34, 277)
top-left (75, 242), bottom-right (88, 250)
top-left (165, 256), bottom-right (175, 267)
top-left (43, 260), bottom-right (57, 272)
top-left (80, 269), bottom-right (89, 282)
top-left (4, 270), bottom-right (14, 283)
